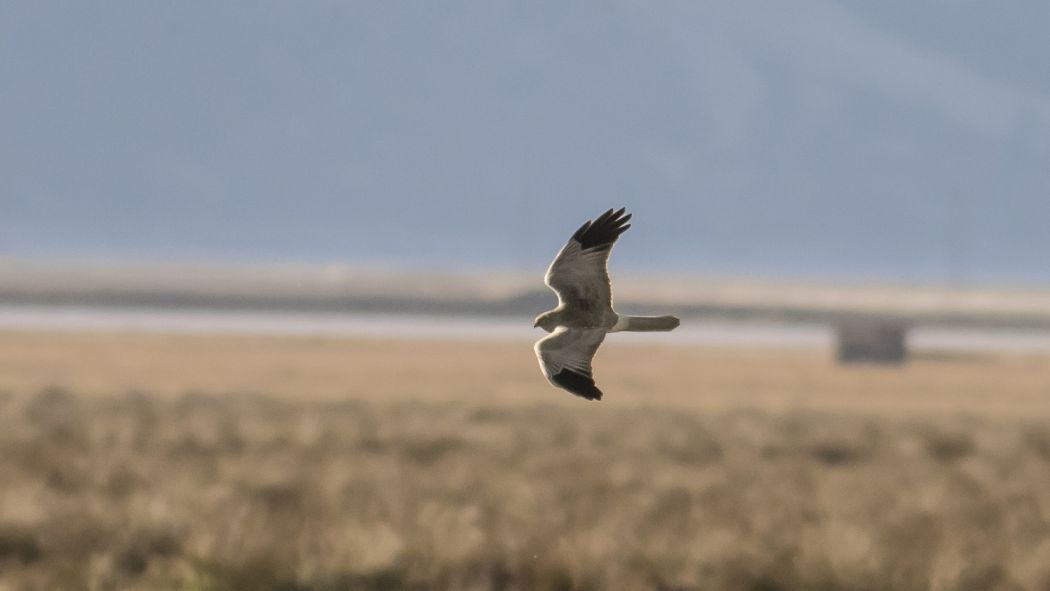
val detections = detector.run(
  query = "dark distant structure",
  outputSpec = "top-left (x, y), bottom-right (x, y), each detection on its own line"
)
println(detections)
top-left (835, 315), bottom-right (909, 365)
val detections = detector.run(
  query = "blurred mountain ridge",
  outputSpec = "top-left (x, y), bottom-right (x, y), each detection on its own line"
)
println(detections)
top-left (2, 1), bottom-right (1048, 281)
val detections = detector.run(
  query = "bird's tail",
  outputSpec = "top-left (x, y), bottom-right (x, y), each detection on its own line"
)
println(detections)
top-left (613, 315), bottom-right (680, 332)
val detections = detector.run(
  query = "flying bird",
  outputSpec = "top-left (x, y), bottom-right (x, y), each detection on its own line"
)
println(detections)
top-left (534, 208), bottom-right (680, 401)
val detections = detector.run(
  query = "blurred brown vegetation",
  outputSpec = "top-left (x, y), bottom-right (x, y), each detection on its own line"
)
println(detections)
top-left (1, 332), bottom-right (1050, 590)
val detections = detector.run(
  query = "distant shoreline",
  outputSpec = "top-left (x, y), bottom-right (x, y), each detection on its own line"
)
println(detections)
top-left (4, 258), bottom-right (1050, 330)
top-left (6, 304), bottom-right (1050, 354)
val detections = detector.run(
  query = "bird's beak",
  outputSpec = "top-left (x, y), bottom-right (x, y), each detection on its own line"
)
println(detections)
top-left (533, 319), bottom-right (540, 328)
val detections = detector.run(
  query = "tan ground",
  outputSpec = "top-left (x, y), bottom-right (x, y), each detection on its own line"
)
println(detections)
top-left (3, 330), bottom-right (1050, 416)
top-left (1, 331), bottom-right (1050, 590)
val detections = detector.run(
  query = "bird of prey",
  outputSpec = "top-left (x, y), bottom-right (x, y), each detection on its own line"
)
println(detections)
top-left (534, 208), bottom-right (680, 401)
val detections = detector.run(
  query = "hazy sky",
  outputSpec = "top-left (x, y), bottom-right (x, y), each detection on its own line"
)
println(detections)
top-left (3, 1), bottom-right (1049, 283)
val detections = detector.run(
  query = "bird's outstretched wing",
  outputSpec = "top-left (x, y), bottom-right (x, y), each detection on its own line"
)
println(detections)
top-left (534, 327), bottom-right (607, 400)
top-left (544, 208), bottom-right (631, 311)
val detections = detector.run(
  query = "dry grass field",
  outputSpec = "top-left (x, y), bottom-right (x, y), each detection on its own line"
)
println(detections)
top-left (1, 331), bottom-right (1050, 590)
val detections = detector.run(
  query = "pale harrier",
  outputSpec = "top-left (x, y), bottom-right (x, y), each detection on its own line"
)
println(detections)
top-left (534, 208), bottom-right (680, 400)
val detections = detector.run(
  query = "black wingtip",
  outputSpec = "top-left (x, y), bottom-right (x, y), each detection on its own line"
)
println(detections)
top-left (571, 220), bottom-right (592, 242)
top-left (551, 369), bottom-right (603, 401)
top-left (571, 208), bottom-right (631, 250)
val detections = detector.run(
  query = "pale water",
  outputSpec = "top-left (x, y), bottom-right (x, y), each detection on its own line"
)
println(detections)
top-left (3, 305), bottom-right (1050, 353)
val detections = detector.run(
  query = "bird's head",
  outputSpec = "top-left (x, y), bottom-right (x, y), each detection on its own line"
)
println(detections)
top-left (533, 311), bottom-right (557, 333)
